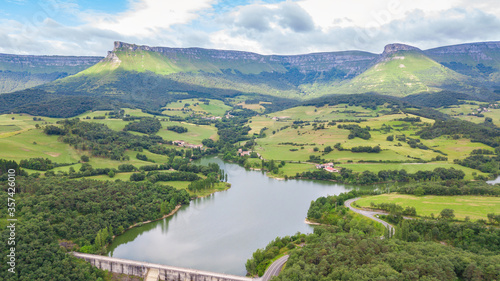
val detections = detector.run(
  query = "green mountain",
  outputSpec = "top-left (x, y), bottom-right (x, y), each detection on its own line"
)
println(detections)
top-left (2, 41), bottom-right (500, 117)
top-left (327, 44), bottom-right (472, 96)
top-left (425, 42), bottom-right (500, 82)
top-left (0, 53), bottom-right (102, 94)
top-left (52, 41), bottom-right (378, 100)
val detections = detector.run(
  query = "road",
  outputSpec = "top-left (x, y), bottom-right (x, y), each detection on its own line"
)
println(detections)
top-left (259, 255), bottom-right (289, 281)
top-left (344, 197), bottom-right (394, 236)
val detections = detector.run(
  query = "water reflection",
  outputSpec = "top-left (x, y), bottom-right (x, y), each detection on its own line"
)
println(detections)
top-left (107, 157), bottom-right (356, 275)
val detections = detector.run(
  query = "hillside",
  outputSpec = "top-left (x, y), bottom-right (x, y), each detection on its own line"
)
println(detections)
top-left (425, 41), bottom-right (500, 80)
top-left (2, 41), bottom-right (500, 117)
top-left (48, 41), bottom-right (500, 100)
top-left (51, 41), bottom-right (378, 100)
top-left (0, 53), bottom-right (102, 93)
top-left (326, 44), bottom-right (472, 96)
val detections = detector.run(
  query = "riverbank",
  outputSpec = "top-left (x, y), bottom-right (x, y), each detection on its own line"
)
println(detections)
top-left (112, 205), bottom-right (183, 239)
top-left (304, 218), bottom-right (324, 226)
top-left (190, 182), bottom-right (232, 198)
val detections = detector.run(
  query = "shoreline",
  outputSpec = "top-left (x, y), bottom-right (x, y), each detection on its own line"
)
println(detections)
top-left (304, 218), bottom-right (324, 226)
top-left (191, 182), bottom-right (232, 198)
top-left (112, 204), bottom-right (183, 239)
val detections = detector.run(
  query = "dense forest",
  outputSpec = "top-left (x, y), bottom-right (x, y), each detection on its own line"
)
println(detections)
top-left (124, 117), bottom-right (162, 134)
top-left (247, 186), bottom-right (500, 280)
top-left (296, 167), bottom-right (466, 184)
top-left (0, 174), bottom-right (190, 280)
top-left (274, 231), bottom-right (500, 281)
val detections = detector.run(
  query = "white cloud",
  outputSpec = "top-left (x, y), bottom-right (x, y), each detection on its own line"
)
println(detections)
top-left (1, 0), bottom-right (500, 56)
top-left (82, 0), bottom-right (215, 37)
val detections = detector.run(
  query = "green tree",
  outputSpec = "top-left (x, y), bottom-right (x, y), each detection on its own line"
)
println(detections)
top-left (440, 208), bottom-right (455, 220)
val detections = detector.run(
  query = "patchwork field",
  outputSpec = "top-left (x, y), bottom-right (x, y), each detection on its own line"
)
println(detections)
top-left (438, 102), bottom-right (500, 127)
top-left (249, 108), bottom-right (492, 170)
top-left (162, 98), bottom-right (231, 117)
top-left (156, 121), bottom-right (218, 144)
top-left (266, 104), bottom-right (381, 121)
top-left (355, 193), bottom-right (500, 220)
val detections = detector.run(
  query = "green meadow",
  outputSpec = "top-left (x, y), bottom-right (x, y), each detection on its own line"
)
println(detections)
top-left (156, 121), bottom-right (218, 144)
top-left (355, 193), bottom-right (500, 220)
top-left (438, 102), bottom-right (500, 127)
top-left (250, 109), bottom-right (490, 167)
top-left (162, 98), bottom-right (231, 117)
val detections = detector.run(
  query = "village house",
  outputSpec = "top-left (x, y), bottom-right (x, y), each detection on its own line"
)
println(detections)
top-left (173, 140), bottom-right (203, 149)
top-left (316, 162), bottom-right (339, 172)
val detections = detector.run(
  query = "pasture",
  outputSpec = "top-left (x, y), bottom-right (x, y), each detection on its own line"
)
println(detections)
top-left (355, 193), bottom-right (500, 220)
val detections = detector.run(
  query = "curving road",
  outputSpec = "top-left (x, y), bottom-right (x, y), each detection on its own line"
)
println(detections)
top-left (344, 197), bottom-right (394, 236)
top-left (259, 255), bottom-right (289, 281)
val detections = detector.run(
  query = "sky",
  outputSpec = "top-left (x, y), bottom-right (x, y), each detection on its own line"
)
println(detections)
top-left (1, 0), bottom-right (500, 56)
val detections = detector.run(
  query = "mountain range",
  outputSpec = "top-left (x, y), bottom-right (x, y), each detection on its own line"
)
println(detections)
top-left (1, 41), bottom-right (500, 116)
top-left (0, 53), bottom-right (102, 94)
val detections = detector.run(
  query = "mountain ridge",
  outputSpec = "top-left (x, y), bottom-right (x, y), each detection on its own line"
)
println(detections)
top-left (2, 40), bottom-right (500, 117)
top-left (0, 53), bottom-right (103, 94)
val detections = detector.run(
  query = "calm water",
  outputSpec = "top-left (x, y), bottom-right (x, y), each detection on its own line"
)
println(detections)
top-left (107, 158), bottom-right (353, 276)
top-left (487, 176), bottom-right (500, 184)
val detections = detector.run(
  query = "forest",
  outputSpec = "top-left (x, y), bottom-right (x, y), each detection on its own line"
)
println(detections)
top-left (246, 185), bottom-right (500, 280)
top-left (0, 174), bottom-right (190, 280)
top-left (296, 167), bottom-right (466, 184)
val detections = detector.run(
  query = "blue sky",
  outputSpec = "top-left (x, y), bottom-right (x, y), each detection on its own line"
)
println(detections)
top-left (1, 0), bottom-right (500, 56)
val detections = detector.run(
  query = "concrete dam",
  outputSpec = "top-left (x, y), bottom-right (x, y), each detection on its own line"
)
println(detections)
top-left (72, 252), bottom-right (253, 281)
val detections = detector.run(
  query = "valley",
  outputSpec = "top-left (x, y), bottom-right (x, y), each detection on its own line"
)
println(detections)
top-left (1, 40), bottom-right (500, 281)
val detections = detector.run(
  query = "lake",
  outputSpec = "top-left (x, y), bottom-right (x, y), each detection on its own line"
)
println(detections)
top-left (107, 157), bottom-right (355, 276)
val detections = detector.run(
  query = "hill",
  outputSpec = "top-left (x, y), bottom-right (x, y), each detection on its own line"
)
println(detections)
top-left (425, 41), bottom-right (500, 80)
top-left (49, 41), bottom-right (378, 100)
top-left (326, 44), bottom-right (473, 96)
top-left (2, 41), bottom-right (500, 117)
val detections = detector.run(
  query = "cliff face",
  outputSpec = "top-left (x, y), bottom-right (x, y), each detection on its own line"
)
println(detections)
top-left (383, 43), bottom-right (422, 55)
top-left (0, 53), bottom-right (103, 93)
top-left (0, 54), bottom-right (102, 73)
top-left (424, 42), bottom-right (500, 66)
top-left (423, 42), bottom-right (500, 79)
top-left (112, 41), bottom-right (377, 76)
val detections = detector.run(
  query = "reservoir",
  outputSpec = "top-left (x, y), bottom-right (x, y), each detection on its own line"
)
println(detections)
top-left (487, 176), bottom-right (500, 184)
top-left (107, 157), bottom-right (353, 276)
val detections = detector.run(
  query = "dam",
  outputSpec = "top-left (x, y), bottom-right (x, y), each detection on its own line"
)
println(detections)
top-left (72, 252), bottom-right (253, 281)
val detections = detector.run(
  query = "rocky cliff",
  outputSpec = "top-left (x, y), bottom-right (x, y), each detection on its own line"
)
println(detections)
top-left (111, 41), bottom-right (377, 76)
top-left (0, 53), bottom-right (102, 93)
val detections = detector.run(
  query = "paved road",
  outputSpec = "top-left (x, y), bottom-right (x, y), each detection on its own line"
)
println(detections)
top-left (344, 197), bottom-right (394, 236)
top-left (259, 255), bottom-right (289, 281)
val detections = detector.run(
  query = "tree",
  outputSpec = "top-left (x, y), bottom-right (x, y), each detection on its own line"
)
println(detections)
top-left (440, 208), bottom-right (455, 220)
top-left (80, 155), bottom-right (90, 162)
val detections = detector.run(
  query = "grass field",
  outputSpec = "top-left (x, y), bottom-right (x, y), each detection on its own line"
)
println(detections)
top-left (438, 103), bottom-right (500, 127)
top-left (250, 111), bottom-right (490, 167)
top-left (267, 104), bottom-right (381, 121)
top-left (355, 193), bottom-right (500, 220)
top-left (0, 128), bottom-right (82, 163)
top-left (162, 98), bottom-right (231, 117)
top-left (156, 121), bottom-right (218, 144)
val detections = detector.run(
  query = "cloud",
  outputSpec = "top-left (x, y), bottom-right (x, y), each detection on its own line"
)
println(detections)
top-left (1, 0), bottom-right (500, 56)
top-left (277, 2), bottom-right (315, 32)
top-left (234, 5), bottom-right (273, 32)
top-left (82, 0), bottom-right (215, 37)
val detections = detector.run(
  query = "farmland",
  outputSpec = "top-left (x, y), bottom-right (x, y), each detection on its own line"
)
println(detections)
top-left (355, 193), bottom-right (500, 220)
